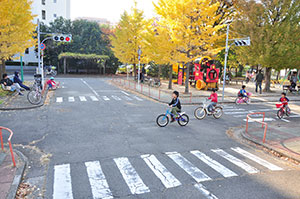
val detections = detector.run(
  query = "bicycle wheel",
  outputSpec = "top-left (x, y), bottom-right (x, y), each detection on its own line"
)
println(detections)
top-left (51, 70), bottom-right (57, 77)
top-left (245, 98), bottom-right (251, 105)
top-left (235, 97), bottom-right (240, 105)
top-left (178, 114), bottom-right (189, 126)
top-left (277, 109), bottom-right (284, 119)
top-left (286, 107), bottom-right (291, 117)
top-left (194, 106), bottom-right (206, 120)
top-left (156, 114), bottom-right (169, 127)
top-left (27, 90), bottom-right (42, 105)
top-left (213, 107), bottom-right (223, 119)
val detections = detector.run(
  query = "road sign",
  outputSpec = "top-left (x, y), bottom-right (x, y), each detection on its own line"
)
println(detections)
top-left (40, 43), bottom-right (46, 51)
top-left (234, 37), bottom-right (251, 46)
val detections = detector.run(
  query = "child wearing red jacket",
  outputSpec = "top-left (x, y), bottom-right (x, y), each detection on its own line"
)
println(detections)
top-left (208, 89), bottom-right (218, 113)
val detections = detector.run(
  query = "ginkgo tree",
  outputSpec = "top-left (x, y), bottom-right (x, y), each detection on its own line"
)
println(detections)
top-left (0, 0), bottom-right (36, 76)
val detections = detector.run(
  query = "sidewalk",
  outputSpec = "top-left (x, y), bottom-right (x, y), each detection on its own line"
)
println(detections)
top-left (238, 122), bottom-right (300, 162)
top-left (111, 77), bottom-right (300, 104)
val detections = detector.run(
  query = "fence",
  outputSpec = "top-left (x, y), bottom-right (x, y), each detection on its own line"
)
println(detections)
top-left (246, 112), bottom-right (268, 143)
top-left (0, 126), bottom-right (16, 167)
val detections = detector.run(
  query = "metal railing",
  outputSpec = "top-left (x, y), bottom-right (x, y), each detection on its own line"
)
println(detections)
top-left (0, 127), bottom-right (16, 167)
top-left (246, 112), bottom-right (268, 143)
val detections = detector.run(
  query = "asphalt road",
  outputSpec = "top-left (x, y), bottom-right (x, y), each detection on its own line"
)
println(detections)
top-left (1, 76), bottom-right (300, 199)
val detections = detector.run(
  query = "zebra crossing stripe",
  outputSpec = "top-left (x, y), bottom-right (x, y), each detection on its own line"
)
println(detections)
top-left (53, 164), bottom-right (73, 199)
top-left (123, 96), bottom-right (133, 101)
top-left (231, 147), bottom-right (283, 171)
top-left (79, 96), bottom-right (87, 102)
top-left (134, 96), bottom-right (143, 101)
top-left (166, 152), bottom-right (211, 183)
top-left (90, 96), bottom-right (99, 101)
top-left (102, 96), bottom-right (110, 101)
top-left (211, 149), bottom-right (259, 174)
top-left (68, 97), bottom-right (75, 102)
top-left (194, 183), bottom-right (219, 199)
top-left (114, 157), bottom-right (150, 195)
top-left (223, 108), bottom-right (245, 111)
top-left (225, 112), bottom-right (248, 115)
top-left (122, 91), bottom-right (130, 96)
top-left (56, 97), bottom-right (63, 103)
top-left (141, 154), bottom-right (181, 188)
top-left (85, 161), bottom-right (113, 199)
top-left (111, 95), bottom-right (121, 101)
top-left (190, 150), bottom-right (238, 178)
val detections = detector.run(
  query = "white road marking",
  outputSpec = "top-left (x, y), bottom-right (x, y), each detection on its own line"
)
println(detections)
top-left (166, 152), bottom-right (211, 183)
top-left (56, 97), bottom-right (63, 103)
top-left (225, 112), bottom-right (248, 115)
top-left (122, 91), bottom-right (130, 96)
top-left (231, 147), bottom-right (283, 171)
top-left (111, 95), bottom-right (121, 101)
top-left (190, 150), bottom-right (238, 178)
top-left (68, 97), bottom-right (75, 102)
top-left (61, 86), bottom-right (65, 88)
top-left (102, 96), bottom-right (110, 101)
top-left (281, 118), bottom-right (290, 123)
top-left (80, 78), bottom-right (99, 97)
top-left (223, 108), bottom-right (245, 111)
top-left (90, 96), bottom-right (99, 101)
top-left (212, 149), bottom-right (259, 174)
top-left (243, 118), bottom-right (276, 122)
top-left (79, 96), bottom-right (87, 102)
top-left (290, 114), bottom-right (300, 118)
top-left (53, 164), bottom-right (73, 199)
top-left (141, 154), bottom-right (181, 188)
top-left (123, 96), bottom-right (133, 101)
top-left (114, 157), bottom-right (150, 195)
top-left (85, 161), bottom-right (113, 199)
top-left (194, 183), bottom-right (219, 199)
top-left (233, 115), bottom-right (248, 118)
top-left (134, 96), bottom-right (143, 101)
top-left (249, 109), bottom-right (275, 112)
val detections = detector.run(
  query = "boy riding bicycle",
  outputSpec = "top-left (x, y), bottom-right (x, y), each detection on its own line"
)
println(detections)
top-left (279, 92), bottom-right (290, 112)
top-left (207, 89), bottom-right (218, 113)
top-left (169, 91), bottom-right (181, 122)
top-left (239, 85), bottom-right (248, 99)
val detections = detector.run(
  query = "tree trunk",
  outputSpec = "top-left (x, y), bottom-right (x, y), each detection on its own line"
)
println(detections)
top-left (168, 64), bottom-right (172, 89)
top-left (184, 62), bottom-right (190, 93)
top-left (264, 67), bottom-right (272, 92)
top-left (63, 58), bottom-right (67, 74)
top-left (0, 59), bottom-right (6, 78)
top-left (276, 71), bottom-right (280, 80)
top-left (133, 63), bottom-right (137, 78)
top-left (158, 65), bottom-right (161, 80)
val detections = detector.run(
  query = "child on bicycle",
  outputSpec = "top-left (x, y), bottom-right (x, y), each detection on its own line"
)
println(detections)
top-left (279, 92), bottom-right (290, 110)
top-left (208, 88), bottom-right (218, 113)
top-left (47, 77), bottom-right (57, 90)
top-left (239, 85), bottom-right (248, 98)
top-left (169, 91), bottom-right (181, 122)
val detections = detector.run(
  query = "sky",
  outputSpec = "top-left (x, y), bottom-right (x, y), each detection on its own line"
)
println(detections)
top-left (70, 0), bottom-right (158, 23)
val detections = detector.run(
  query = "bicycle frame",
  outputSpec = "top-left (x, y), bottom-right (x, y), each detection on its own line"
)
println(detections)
top-left (162, 109), bottom-right (184, 121)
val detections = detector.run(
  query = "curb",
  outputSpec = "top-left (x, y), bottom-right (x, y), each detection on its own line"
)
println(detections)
top-left (240, 130), bottom-right (300, 163)
top-left (6, 149), bottom-right (28, 199)
top-left (0, 89), bottom-right (48, 111)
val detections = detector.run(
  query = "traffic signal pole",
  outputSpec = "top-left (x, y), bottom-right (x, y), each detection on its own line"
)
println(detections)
top-left (222, 24), bottom-right (229, 102)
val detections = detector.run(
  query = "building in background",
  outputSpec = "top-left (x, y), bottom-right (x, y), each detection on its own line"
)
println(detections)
top-left (12, 0), bottom-right (71, 65)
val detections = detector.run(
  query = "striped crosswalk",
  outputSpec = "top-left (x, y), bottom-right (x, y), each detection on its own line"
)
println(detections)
top-left (52, 147), bottom-right (285, 199)
top-left (54, 95), bottom-right (143, 103)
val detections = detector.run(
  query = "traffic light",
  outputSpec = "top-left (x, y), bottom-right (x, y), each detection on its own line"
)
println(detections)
top-left (53, 34), bottom-right (72, 42)
top-left (234, 37), bottom-right (250, 46)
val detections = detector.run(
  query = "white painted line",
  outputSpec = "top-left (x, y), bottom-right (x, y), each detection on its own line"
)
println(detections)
top-left (281, 118), bottom-right (290, 123)
top-left (225, 112), bottom-right (248, 115)
top-left (166, 152), bottom-right (211, 183)
top-left (114, 157), bottom-right (150, 195)
top-left (68, 97), bottom-right (75, 102)
top-left (56, 97), bottom-right (63, 103)
top-left (231, 147), bottom-right (283, 171)
top-left (111, 95), bottom-right (121, 101)
top-left (123, 96), bottom-right (133, 101)
top-left (290, 115), bottom-right (300, 118)
top-left (102, 96), bottom-right (110, 101)
top-left (250, 109), bottom-right (275, 112)
top-left (194, 183), bottom-right (218, 199)
top-left (80, 78), bottom-right (99, 97)
top-left (212, 149), bottom-right (259, 174)
top-left (61, 86), bottom-right (65, 88)
top-left (141, 154), bottom-right (181, 188)
top-left (85, 161), bottom-right (113, 199)
top-left (122, 91), bottom-right (130, 96)
top-left (79, 96), bottom-right (87, 102)
top-left (134, 96), bottom-right (143, 101)
top-left (233, 115), bottom-right (247, 118)
top-left (223, 108), bottom-right (245, 111)
top-left (190, 150), bottom-right (238, 178)
top-left (243, 118), bottom-right (276, 122)
top-left (90, 96), bottom-right (99, 101)
top-left (53, 164), bottom-right (73, 199)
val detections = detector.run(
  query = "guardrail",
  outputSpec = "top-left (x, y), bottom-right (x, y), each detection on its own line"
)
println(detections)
top-left (0, 127), bottom-right (16, 167)
top-left (246, 112), bottom-right (268, 143)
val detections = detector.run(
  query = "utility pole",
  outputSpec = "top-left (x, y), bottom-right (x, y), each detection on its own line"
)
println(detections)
top-left (37, 19), bottom-right (41, 75)
top-left (137, 47), bottom-right (142, 86)
top-left (222, 24), bottom-right (230, 102)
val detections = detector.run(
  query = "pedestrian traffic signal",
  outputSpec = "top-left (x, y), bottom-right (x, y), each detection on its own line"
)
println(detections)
top-left (234, 38), bottom-right (250, 46)
top-left (52, 34), bottom-right (72, 42)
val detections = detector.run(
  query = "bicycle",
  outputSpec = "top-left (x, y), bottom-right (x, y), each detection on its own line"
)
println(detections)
top-left (44, 65), bottom-right (57, 77)
top-left (235, 92), bottom-right (252, 105)
top-left (276, 103), bottom-right (291, 119)
top-left (156, 108), bottom-right (189, 127)
top-left (194, 99), bottom-right (223, 120)
top-left (27, 74), bottom-right (43, 105)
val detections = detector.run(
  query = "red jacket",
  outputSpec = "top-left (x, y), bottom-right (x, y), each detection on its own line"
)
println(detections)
top-left (208, 93), bottom-right (218, 103)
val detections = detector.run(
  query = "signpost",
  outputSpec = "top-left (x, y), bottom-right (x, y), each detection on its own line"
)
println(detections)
top-left (137, 48), bottom-right (142, 86)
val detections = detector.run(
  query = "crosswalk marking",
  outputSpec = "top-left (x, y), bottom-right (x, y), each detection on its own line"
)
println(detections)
top-left (53, 164), bottom-right (73, 199)
top-left (194, 183), bottom-right (219, 199)
top-left (102, 96), bottom-right (110, 101)
top-left (212, 149), bottom-right (259, 174)
top-left (166, 152), bottom-right (211, 183)
top-left (190, 150), bottom-right (238, 178)
top-left (111, 95), bottom-right (121, 101)
top-left (223, 108), bottom-right (245, 111)
top-left (225, 112), bottom-right (248, 115)
top-left (141, 154), bottom-right (181, 188)
top-left (121, 91), bottom-right (130, 96)
top-left (231, 147), bottom-right (283, 171)
top-left (114, 157), bottom-right (150, 195)
top-left (89, 96), bottom-right (99, 101)
top-left (290, 114), bottom-right (300, 118)
top-left (85, 161), bottom-right (113, 199)
top-left (134, 96), bottom-right (143, 101)
top-left (243, 118), bottom-right (276, 122)
top-left (123, 96), bottom-right (133, 101)
top-left (79, 96), bottom-right (87, 101)
top-left (56, 97), bottom-right (63, 103)
top-left (68, 97), bottom-right (75, 102)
